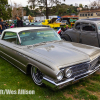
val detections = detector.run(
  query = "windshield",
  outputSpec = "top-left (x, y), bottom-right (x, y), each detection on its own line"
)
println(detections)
top-left (19, 28), bottom-right (61, 46)
top-left (62, 20), bottom-right (66, 23)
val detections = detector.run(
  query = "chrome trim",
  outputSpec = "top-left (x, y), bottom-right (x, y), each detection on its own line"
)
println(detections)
top-left (90, 56), bottom-right (99, 63)
top-left (43, 77), bottom-right (74, 86)
top-left (0, 51), bottom-right (26, 67)
top-left (42, 64), bottom-right (100, 89)
top-left (0, 55), bottom-right (26, 74)
top-left (17, 33), bottom-right (21, 44)
top-left (60, 61), bottom-right (90, 70)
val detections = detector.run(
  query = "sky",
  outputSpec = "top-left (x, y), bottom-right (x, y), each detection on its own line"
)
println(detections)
top-left (8, 0), bottom-right (95, 7)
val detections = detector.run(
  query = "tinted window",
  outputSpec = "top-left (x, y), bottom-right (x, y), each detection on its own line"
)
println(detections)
top-left (82, 24), bottom-right (95, 31)
top-left (3, 32), bottom-right (19, 44)
top-left (75, 23), bottom-right (80, 30)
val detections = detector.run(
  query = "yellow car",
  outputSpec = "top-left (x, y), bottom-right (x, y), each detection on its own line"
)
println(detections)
top-left (42, 18), bottom-right (60, 28)
top-left (42, 19), bottom-right (50, 25)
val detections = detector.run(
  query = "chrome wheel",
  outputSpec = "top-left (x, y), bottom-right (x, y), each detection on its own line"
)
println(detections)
top-left (31, 66), bottom-right (43, 86)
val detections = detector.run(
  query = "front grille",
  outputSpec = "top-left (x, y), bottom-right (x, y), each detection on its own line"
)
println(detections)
top-left (61, 58), bottom-right (99, 82)
top-left (70, 62), bottom-right (89, 78)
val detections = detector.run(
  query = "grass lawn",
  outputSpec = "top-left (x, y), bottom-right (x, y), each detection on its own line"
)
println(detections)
top-left (0, 57), bottom-right (100, 100)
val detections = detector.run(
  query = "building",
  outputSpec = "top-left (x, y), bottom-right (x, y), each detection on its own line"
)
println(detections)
top-left (77, 7), bottom-right (82, 11)
top-left (79, 9), bottom-right (100, 19)
top-left (61, 15), bottom-right (78, 25)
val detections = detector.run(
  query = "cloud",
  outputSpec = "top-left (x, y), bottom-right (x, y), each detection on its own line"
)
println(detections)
top-left (8, 0), bottom-right (95, 7)
top-left (8, 0), bottom-right (29, 7)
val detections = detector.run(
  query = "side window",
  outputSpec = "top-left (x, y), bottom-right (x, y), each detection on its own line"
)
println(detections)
top-left (75, 23), bottom-right (80, 30)
top-left (3, 32), bottom-right (19, 44)
top-left (82, 24), bottom-right (95, 31)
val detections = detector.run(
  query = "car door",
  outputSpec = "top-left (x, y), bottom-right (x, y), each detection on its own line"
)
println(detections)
top-left (0, 31), bottom-right (27, 71)
top-left (0, 32), bottom-right (18, 60)
top-left (66, 22), bottom-right (81, 43)
top-left (80, 23), bottom-right (99, 47)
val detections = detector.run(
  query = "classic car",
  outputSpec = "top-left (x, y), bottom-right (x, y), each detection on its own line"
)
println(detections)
top-left (0, 27), bottom-right (100, 89)
top-left (42, 18), bottom-right (60, 28)
top-left (61, 18), bottom-right (100, 47)
top-left (61, 20), bottom-right (69, 25)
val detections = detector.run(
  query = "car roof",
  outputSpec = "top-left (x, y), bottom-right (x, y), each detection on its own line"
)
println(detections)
top-left (76, 18), bottom-right (100, 25)
top-left (81, 18), bottom-right (100, 21)
top-left (3, 27), bottom-right (49, 33)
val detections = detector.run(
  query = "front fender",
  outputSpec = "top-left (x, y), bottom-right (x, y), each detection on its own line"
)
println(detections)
top-left (64, 30), bottom-right (80, 43)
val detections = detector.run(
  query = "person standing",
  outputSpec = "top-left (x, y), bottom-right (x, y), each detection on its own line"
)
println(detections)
top-left (5, 22), bottom-right (9, 29)
top-left (0, 24), bottom-right (2, 34)
top-left (0, 18), bottom-right (5, 34)
top-left (16, 17), bottom-right (23, 27)
top-left (65, 25), bottom-right (69, 31)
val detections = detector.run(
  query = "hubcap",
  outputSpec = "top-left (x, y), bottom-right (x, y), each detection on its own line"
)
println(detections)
top-left (31, 66), bottom-right (43, 85)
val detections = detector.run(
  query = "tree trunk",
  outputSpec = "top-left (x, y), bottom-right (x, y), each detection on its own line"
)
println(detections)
top-left (45, 0), bottom-right (48, 19)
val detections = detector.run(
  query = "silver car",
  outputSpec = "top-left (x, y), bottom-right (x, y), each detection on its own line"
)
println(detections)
top-left (0, 27), bottom-right (100, 89)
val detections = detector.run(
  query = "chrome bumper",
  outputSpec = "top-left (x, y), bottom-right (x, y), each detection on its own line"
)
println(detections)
top-left (42, 64), bottom-right (100, 89)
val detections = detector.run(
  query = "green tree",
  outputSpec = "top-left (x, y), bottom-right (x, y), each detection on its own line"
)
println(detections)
top-left (70, 4), bottom-right (73, 6)
top-left (28, 0), bottom-right (66, 19)
top-left (29, 5), bottom-right (33, 10)
top-left (39, 6), bottom-right (44, 12)
top-left (79, 4), bottom-right (83, 8)
top-left (0, 0), bottom-right (12, 20)
top-left (49, 4), bottom-right (78, 16)
top-left (24, 6), bottom-right (33, 16)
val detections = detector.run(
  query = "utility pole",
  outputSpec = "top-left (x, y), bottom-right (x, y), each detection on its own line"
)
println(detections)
top-left (45, 0), bottom-right (48, 19)
top-left (21, 8), bottom-right (24, 20)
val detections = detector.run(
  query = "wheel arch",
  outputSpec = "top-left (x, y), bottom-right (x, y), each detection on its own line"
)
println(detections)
top-left (26, 64), bottom-right (32, 75)
top-left (26, 63), bottom-right (39, 75)
top-left (61, 33), bottom-right (72, 42)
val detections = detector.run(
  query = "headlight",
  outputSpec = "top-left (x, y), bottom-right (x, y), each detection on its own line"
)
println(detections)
top-left (57, 71), bottom-right (63, 81)
top-left (65, 68), bottom-right (72, 78)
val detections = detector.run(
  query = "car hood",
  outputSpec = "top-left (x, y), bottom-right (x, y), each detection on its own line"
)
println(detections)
top-left (23, 41), bottom-right (92, 69)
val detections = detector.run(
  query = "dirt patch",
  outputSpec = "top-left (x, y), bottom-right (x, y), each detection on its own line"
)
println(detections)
top-left (63, 93), bottom-right (77, 100)
top-left (85, 80), bottom-right (100, 99)
top-left (63, 85), bottom-right (85, 100)
top-left (87, 91), bottom-right (100, 100)
top-left (63, 79), bottom-right (100, 100)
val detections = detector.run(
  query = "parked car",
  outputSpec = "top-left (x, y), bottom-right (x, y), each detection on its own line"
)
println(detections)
top-left (0, 27), bottom-right (100, 89)
top-left (32, 22), bottom-right (42, 25)
top-left (24, 21), bottom-right (49, 27)
top-left (61, 20), bottom-right (69, 25)
top-left (42, 18), bottom-right (60, 28)
top-left (61, 18), bottom-right (100, 47)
